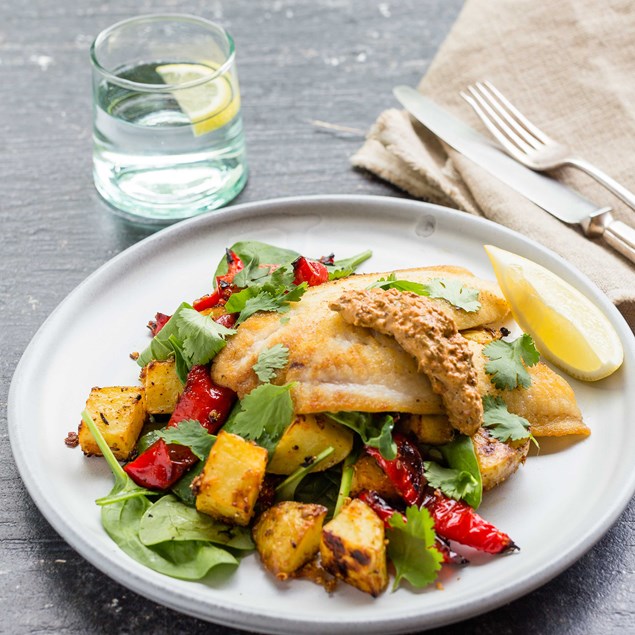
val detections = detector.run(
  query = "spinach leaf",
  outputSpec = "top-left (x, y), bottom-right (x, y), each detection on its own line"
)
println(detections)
top-left (325, 412), bottom-right (396, 460)
top-left (439, 434), bottom-right (483, 509)
top-left (139, 495), bottom-right (254, 550)
top-left (325, 249), bottom-right (373, 280)
top-left (82, 411), bottom-right (238, 580)
top-left (80, 411), bottom-right (155, 506)
top-left (171, 461), bottom-right (204, 507)
top-left (214, 241), bottom-right (300, 281)
top-left (275, 446), bottom-right (335, 502)
top-left (294, 468), bottom-right (341, 517)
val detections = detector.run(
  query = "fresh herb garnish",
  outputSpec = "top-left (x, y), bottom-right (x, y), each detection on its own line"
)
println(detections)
top-left (438, 434), bottom-right (483, 509)
top-left (137, 303), bottom-right (236, 383)
top-left (325, 412), bottom-right (397, 460)
top-left (154, 420), bottom-right (216, 461)
top-left (482, 395), bottom-right (536, 445)
top-left (225, 266), bottom-right (308, 325)
top-left (425, 278), bottom-right (481, 312)
top-left (387, 506), bottom-right (443, 590)
top-left (423, 461), bottom-right (480, 503)
top-left (223, 382), bottom-right (296, 454)
top-left (483, 334), bottom-right (540, 390)
top-left (253, 344), bottom-right (289, 383)
top-left (367, 273), bottom-right (481, 312)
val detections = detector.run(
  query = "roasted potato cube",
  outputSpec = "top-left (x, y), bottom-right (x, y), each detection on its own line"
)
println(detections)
top-left (400, 414), bottom-right (454, 445)
top-left (78, 386), bottom-right (146, 460)
top-left (140, 359), bottom-right (183, 415)
top-left (253, 501), bottom-right (328, 580)
top-left (194, 431), bottom-right (268, 526)
top-left (268, 414), bottom-right (353, 475)
top-left (473, 427), bottom-right (529, 490)
top-left (350, 454), bottom-right (399, 501)
top-left (320, 498), bottom-right (388, 597)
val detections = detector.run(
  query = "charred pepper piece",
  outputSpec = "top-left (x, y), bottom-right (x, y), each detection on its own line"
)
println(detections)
top-left (424, 490), bottom-right (518, 554)
top-left (364, 432), bottom-right (427, 507)
top-left (357, 489), bottom-right (467, 565)
top-left (124, 365), bottom-right (236, 490)
top-left (292, 256), bottom-right (329, 287)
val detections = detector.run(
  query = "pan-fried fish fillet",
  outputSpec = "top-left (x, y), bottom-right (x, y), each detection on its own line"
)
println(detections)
top-left (329, 288), bottom-right (482, 436)
top-left (211, 262), bottom-right (586, 437)
top-left (211, 266), bottom-right (508, 415)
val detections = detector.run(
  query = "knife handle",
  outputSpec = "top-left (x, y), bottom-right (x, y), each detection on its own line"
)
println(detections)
top-left (603, 218), bottom-right (635, 265)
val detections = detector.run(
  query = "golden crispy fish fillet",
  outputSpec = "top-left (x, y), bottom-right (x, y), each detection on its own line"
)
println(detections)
top-left (469, 340), bottom-right (589, 437)
top-left (329, 288), bottom-right (483, 436)
top-left (211, 266), bottom-right (509, 415)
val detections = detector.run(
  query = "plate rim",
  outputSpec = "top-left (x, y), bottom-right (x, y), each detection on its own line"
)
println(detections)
top-left (8, 194), bottom-right (635, 634)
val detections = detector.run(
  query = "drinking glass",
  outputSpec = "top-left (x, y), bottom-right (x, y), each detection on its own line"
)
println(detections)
top-left (91, 14), bottom-right (248, 223)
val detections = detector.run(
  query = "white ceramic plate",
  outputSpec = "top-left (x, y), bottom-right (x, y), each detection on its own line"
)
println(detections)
top-left (9, 195), bottom-right (635, 634)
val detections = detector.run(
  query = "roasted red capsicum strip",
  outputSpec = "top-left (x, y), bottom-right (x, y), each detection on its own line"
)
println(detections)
top-left (424, 490), bottom-right (518, 554)
top-left (357, 489), bottom-right (467, 565)
top-left (124, 364), bottom-right (236, 490)
top-left (364, 432), bottom-right (426, 506)
top-left (292, 256), bottom-right (329, 287)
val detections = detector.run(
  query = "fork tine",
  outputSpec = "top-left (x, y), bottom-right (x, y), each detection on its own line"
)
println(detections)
top-left (460, 90), bottom-right (529, 161)
top-left (472, 82), bottom-right (543, 151)
top-left (482, 81), bottom-right (552, 145)
top-left (466, 85), bottom-right (536, 155)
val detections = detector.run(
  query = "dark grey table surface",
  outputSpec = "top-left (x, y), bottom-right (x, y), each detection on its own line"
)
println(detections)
top-left (2, 1), bottom-right (633, 633)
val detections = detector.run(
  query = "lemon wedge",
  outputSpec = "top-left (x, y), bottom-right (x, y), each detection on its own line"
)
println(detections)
top-left (156, 63), bottom-right (240, 136)
top-left (484, 244), bottom-right (623, 381)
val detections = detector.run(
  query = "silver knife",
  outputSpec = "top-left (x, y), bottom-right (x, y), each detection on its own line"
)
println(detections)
top-left (394, 85), bottom-right (635, 264)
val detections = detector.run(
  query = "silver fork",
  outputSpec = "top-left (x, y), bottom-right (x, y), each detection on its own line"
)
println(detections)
top-left (460, 80), bottom-right (635, 212)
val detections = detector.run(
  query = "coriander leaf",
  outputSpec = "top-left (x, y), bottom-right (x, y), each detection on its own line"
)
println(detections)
top-left (424, 461), bottom-right (479, 502)
top-left (155, 420), bottom-right (216, 461)
top-left (387, 506), bottom-right (443, 590)
top-left (224, 383), bottom-right (296, 454)
top-left (224, 286), bottom-right (258, 314)
top-left (253, 344), bottom-right (289, 382)
top-left (426, 278), bottom-right (481, 312)
top-left (326, 412), bottom-right (396, 460)
top-left (482, 395), bottom-right (533, 443)
top-left (137, 303), bottom-right (235, 383)
top-left (325, 249), bottom-right (373, 280)
top-left (137, 301), bottom-right (191, 368)
top-left (231, 255), bottom-right (270, 288)
top-left (139, 495), bottom-right (254, 550)
top-left (176, 308), bottom-right (236, 366)
top-left (439, 434), bottom-right (482, 509)
top-left (483, 334), bottom-right (540, 390)
top-left (367, 273), bottom-right (430, 295)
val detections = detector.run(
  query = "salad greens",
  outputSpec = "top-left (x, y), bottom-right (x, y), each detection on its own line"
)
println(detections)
top-left (252, 344), bottom-right (289, 383)
top-left (223, 382), bottom-right (296, 455)
top-left (325, 412), bottom-right (397, 460)
top-left (136, 303), bottom-right (235, 383)
top-left (81, 411), bottom-right (240, 579)
top-left (387, 506), bottom-right (443, 590)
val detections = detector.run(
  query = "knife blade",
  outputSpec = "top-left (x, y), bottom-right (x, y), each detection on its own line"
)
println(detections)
top-left (393, 85), bottom-right (609, 224)
top-left (394, 85), bottom-right (635, 264)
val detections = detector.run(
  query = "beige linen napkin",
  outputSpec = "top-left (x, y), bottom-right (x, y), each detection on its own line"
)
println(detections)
top-left (353, 0), bottom-right (635, 329)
